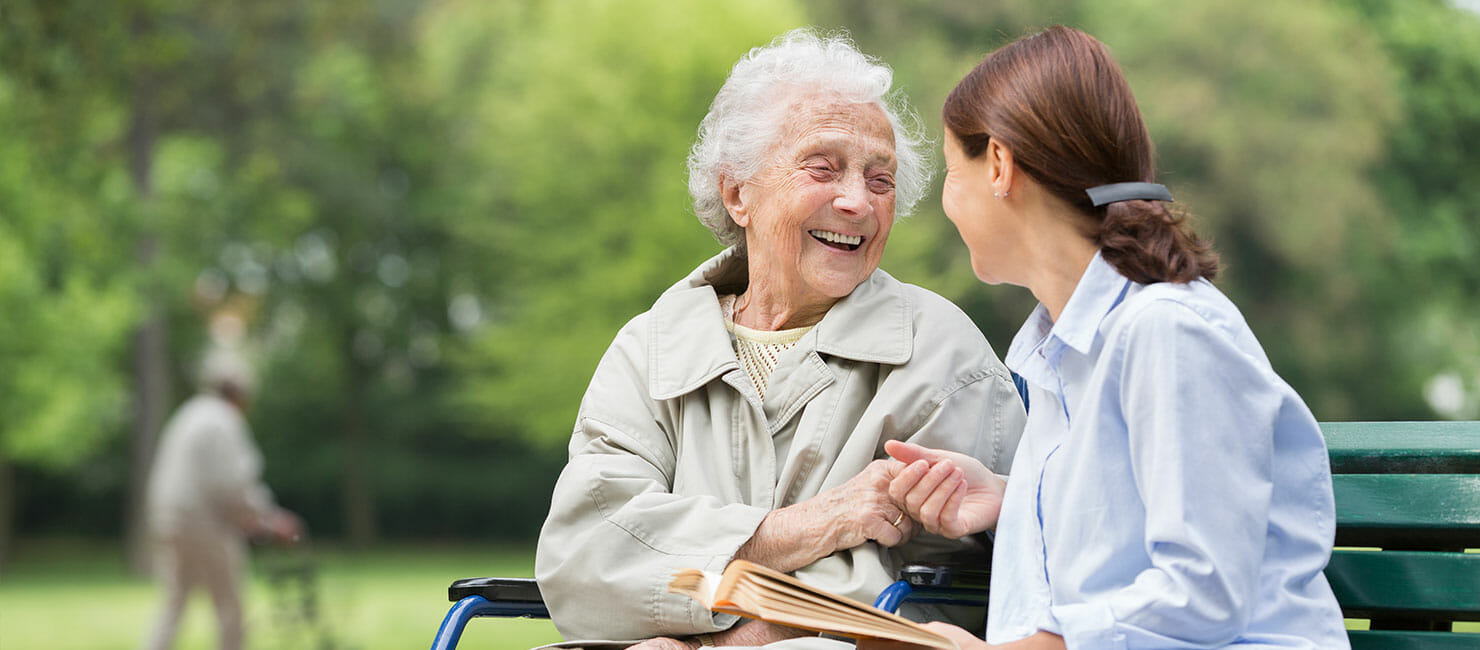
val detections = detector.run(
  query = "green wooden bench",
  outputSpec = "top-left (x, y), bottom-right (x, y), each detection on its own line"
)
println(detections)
top-left (1323, 421), bottom-right (1480, 648)
top-left (432, 421), bottom-right (1480, 649)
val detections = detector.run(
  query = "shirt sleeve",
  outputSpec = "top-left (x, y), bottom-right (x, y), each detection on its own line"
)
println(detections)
top-left (1053, 299), bottom-right (1281, 649)
top-left (534, 325), bottom-right (768, 641)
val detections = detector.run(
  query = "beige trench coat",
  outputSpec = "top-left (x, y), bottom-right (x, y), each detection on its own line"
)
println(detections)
top-left (535, 249), bottom-right (1026, 642)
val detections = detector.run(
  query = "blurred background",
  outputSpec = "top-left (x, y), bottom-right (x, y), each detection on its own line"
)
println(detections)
top-left (1, 0), bottom-right (1477, 647)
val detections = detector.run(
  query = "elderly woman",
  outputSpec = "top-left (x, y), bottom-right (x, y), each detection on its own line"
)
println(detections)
top-left (534, 29), bottom-right (1026, 648)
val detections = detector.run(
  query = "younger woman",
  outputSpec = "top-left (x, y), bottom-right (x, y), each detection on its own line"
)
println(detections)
top-left (882, 26), bottom-right (1348, 649)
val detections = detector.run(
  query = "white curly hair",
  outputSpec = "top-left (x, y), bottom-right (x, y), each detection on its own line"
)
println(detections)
top-left (686, 28), bottom-right (930, 251)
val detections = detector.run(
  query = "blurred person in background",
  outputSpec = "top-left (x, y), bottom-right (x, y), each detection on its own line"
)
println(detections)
top-left (143, 345), bottom-right (303, 650)
top-left (535, 28), bottom-right (1025, 650)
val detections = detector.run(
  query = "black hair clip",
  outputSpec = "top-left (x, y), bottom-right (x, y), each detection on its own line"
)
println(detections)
top-left (1086, 182), bottom-right (1173, 207)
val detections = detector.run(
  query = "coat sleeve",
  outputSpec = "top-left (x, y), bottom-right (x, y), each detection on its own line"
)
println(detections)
top-left (793, 298), bottom-right (1028, 630)
top-left (902, 363), bottom-right (1026, 476)
top-left (893, 286), bottom-right (1027, 476)
top-left (534, 318), bottom-right (769, 641)
top-left (892, 361), bottom-right (1025, 628)
top-left (200, 404), bottom-right (280, 535)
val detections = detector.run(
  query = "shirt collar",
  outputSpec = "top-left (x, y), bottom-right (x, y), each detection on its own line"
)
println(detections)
top-left (647, 247), bottom-right (913, 400)
top-left (1005, 251), bottom-right (1132, 378)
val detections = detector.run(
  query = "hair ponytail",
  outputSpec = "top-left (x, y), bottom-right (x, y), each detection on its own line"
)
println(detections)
top-left (943, 25), bottom-right (1222, 284)
top-left (1097, 200), bottom-right (1219, 284)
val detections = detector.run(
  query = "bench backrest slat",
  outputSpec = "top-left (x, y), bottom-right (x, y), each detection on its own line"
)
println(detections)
top-left (1323, 421), bottom-right (1480, 474)
top-left (1333, 474), bottom-right (1480, 549)
top-left (1326, 550), bottom-right (1480, 621)
top-left (1324, 421), bottom-right (1480, 640)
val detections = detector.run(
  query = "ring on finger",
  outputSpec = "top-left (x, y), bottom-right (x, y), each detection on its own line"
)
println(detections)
top-left (891, 512), bottom-right (905, 527)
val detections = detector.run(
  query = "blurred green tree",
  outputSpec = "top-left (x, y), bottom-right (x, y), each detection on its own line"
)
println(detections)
top-left (3, 0), bottom-right (1476, 552)
top-left (811, 0), bottom-right (1424, 420)
top-left (0, 66), bottom-right (137, 571)
top-left (0, 0), bottom-right (152, 571)
top-left (421, 0), bottom-right (806, 446)
top-left (1085, 0), bottom-right (1403, 418)
top-left (1338, 0), bottom-right (1480, 419)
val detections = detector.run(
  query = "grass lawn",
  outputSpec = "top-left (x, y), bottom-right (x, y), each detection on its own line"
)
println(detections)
top-left (5, 539), bottom-right (1473, 648)
top-left (0, 538), bottom-right (562, 650)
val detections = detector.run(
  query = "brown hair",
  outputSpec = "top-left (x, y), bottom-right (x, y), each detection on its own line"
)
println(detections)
top-left (942, 26), bottom-right (1218, 284)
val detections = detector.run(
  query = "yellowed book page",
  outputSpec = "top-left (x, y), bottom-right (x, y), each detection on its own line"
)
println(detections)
top-left (735, 577), bottom-right (950, 647)
top-left (668, 568), bottom-right (722, 608)
top-left (672, 560), bottom-right (957, 649)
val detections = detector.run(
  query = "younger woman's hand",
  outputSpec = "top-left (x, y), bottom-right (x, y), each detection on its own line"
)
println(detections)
top-left (885, 440), bottom-right (1005, 539)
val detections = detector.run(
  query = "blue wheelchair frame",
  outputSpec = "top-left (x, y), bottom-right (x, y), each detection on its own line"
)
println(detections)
top-left (430, 565), bottom-right (989, 650)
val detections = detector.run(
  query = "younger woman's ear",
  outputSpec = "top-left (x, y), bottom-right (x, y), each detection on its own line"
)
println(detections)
top-left (719, 174), bottom-right (750, 228)
top-left (986, 138), bottom-right (1016, 197)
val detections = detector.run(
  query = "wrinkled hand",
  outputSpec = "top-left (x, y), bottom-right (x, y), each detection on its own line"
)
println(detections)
top-left (626, 637), bottom-right (696, 650)
top-left (807, 458), bottom-right (918, 551)
top-left (737, 459), bottom-right (917, 572)
top-left (623, 621), bottom-right (809, 650)
top-left (713, 619), bottom-right (812, 646)
top-left (885, 440), bottom-right (1004, 539)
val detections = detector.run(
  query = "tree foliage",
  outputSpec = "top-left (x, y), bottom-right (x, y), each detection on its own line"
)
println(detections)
top-left (2, 0), bottom-right (1477, 548)
top-left (420, 0), bottom-right (807, 445)
top-left (1341, 0), bottom-right (1480, 418)
top-left (0, 72), bottom-right (136, 468)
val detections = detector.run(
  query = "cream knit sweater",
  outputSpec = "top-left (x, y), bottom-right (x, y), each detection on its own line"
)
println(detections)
top-left (719, 294), bottom-right (814, 401)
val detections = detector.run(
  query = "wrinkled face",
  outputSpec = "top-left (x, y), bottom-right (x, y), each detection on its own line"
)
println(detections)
top-left (942, 131), bottom-right (1008, 284)
top-left (732, 96), bottom-right (898, 303)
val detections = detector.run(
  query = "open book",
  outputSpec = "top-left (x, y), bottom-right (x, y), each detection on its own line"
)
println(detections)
top-left (667, 560), bottom-right (957, 649)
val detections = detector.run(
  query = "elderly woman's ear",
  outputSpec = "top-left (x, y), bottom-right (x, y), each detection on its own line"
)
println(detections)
top-left (718, 174), bottom-right (751, 228)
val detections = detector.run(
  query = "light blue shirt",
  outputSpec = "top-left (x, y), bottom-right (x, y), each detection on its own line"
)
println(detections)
top-left (986, 252), bottom-right (1349, 649)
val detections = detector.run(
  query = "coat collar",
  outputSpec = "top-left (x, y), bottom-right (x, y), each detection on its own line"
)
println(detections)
top-left (647, 247), bottom-right (914, 400)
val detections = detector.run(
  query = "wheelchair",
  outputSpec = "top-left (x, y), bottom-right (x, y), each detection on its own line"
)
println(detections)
top-left (429, 562), bottom-right (989, 650)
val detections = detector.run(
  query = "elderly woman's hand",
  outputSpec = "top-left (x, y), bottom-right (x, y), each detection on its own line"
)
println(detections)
top-left (624, 621), bottom-right (813, 650)
top-left (626, 637), bottom-right (697, 650)
top-left (885, 440), bottom-right (1004, 539)
top-left (810, 459), bottom-right (920, 550)
top-left (735, 459), bottom-right (917, 573)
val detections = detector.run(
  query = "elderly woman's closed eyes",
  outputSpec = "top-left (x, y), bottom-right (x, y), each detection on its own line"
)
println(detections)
top-left (534, 28), bottom-right (1025, 650)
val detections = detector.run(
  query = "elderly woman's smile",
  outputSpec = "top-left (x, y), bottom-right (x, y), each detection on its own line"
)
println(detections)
top-left (809, 229), bottom-right (863, 250)
top-left (721, 97), bottom-right (898, 329)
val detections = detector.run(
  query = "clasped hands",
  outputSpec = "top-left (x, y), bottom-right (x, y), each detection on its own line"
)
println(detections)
top-left (788, 438), bottom-right (1007, 549)
top-left (872, 442), bottom-right (1064, 650)
top-left (881, 439), bottom-right (1004, 541)
top-left (628, 440), bottom-right (1006, 650)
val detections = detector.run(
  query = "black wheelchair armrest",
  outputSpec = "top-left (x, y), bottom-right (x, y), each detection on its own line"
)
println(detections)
top-left (875, 563), bottom-right (990, 612)
top-left (448, 577), bottom-right (545, 604)
top-left (899, 564), bottom-right (990, 590)
top-left (433, 577), bottom-right (550, 650)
